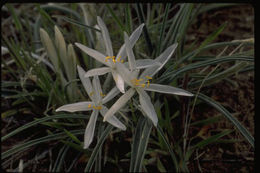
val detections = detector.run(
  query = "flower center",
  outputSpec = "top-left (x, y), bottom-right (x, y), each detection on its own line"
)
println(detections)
top-left (105, 56), bottom-right (124, 63)
top-left (131, 76), bottom-right (152, 88)
top-left (88, 103), bottom-right (102, 110)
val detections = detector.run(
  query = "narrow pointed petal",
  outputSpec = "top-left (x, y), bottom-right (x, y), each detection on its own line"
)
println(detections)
top-left (92, 76), bottom-right (102, 102)
top-left (137, 89), bottom-right (158, 126)
top-left (75, 42), bottom-right (111, 67)
top-left (97, 16), bottom-right (113, 56)
top-left (140, 43), bottom-right (178, 79)
top-left (103, 88), bottom-right (135, 122)
top-left (100, 106), bottom-right (126, 130)
top-left (77, 65), bottom-right (95, 102)
top-left (124, 32), bottom-right (136, 71)
top-left (84, 67), bottom-right (111, 77)
top-left (83, 110), bottom-right (99, 149)
top-left (102, 86), bottom-right (120, 104)
top-left (112, 70), bottom-right (125, 93)
top-left (56, 101), bottom-right (93, 112)
top-left (115, 63), bottom-right (133, 86)
top-left (135, 59), bottom-right (161, 69)
top-left (144, 84), bottom-right (194, 96)
top-left (116, 23), bottom-right (145, 61)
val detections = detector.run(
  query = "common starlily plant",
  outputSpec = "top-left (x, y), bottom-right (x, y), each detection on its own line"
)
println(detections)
top-left (103, 32), bottom-right (194, 126)
top-left (75, 16), bottom-right (159, 93)
top-left (56, 65), bottom-right (125, 149)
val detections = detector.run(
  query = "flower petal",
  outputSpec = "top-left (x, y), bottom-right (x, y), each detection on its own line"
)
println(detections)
top-left (100, 106), bottom-right (126, 130)
top-left (77, 65), bottom-right (95, 102)
top-left (75, 42), bottom-right (111, 67)
top-left (84, 110), bottom-right (99, 149)
top-left (97, 16), bottom-right (113, 56)
top-left (135, 59), bottom-right (160, 69)
top-left (102, 86), bottom-right (120, 104)
top-left (144, 83), bottom-right (194, 96)
top-left (103, 88), bottom-right (135, 122)
top-left (84, 67), bottom-right (111, 77)
top-left (116, 23), bottom-right (145, 61)
top-left (111, 70), bottom-right (125, 93)
top-left (56, 101), bottom-right (93, 112)
top-left (140, 43), bottom-right (178, 79)
top-left (124, 32), bottom-right (136, 71)
top-left (92, 76), bottom-right (102, 102)
top-left (136, 89), bottom-right (158, 126)
top-left (115, 63), bottom-right (133, 87)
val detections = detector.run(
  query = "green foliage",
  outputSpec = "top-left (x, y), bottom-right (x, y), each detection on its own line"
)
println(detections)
top-left (2, 3), bottom-right (254, 172)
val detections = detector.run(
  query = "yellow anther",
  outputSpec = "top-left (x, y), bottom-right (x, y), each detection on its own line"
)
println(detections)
top-left (140, 84), bottom-right (145, 88)
top-left (88, 104), bottom-right (92, 108)
top-left (100, 92), bottom-right (106, 97)
top-left (146, 80), bottom-right (150, 87)
top-left (145, 76), bottom-right (152, 79)
top-left (136, 79), bottom-right (143, 82)
top-left (121, 60), bottom-right (124, 63)
top-left (112, 58), bottom-right (116, 63)
top-left (93, 105), bottom-right (102, 110)
top-left (117, 56), bottom-right (121, 62)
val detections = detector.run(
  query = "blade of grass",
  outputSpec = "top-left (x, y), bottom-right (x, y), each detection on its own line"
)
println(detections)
top-left (106, 4), bottom-right (126, 32)
top-left (129, 116), bottom-right (153, 172)
top-left (197, 93), bottom-right (254, 148)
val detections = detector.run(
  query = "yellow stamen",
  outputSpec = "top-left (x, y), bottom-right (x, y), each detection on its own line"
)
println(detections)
top-left (140, 84), bottom-right (145, 88)
top-left (121, 60), bottom-right (124, 63)
top-left (145, 76), bottom-right (152, 79)
top-left (88, 104), bottom-right (92, 108)
top-left (93, 105), bottom-right (102, 110)
top-left (100, 92), bottom-right (106, 97)
top-left (146, 80), bottom-right (150, 87)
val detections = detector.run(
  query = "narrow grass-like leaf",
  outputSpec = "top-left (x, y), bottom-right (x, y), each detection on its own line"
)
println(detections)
top-left (159, 56), bottom-right (253, 83)
top-left (189, 62), bottom-right (248, 88)
top-left (197, 93), bottom-right (254, 147)
top-left (130, 116), bottom-right (153, 172)
top-left (1, 114), bottom-right (87, 141)
top-left (106, 4), bottom-right (126, 32)
top-left (84, 124), bottom-right (114, 171)
top-left (192, 129), bottom-right (233, 149)
top-left (157, 125), bottom-right (178, 172)
top-left (2, 129), bottom-right (84, 160)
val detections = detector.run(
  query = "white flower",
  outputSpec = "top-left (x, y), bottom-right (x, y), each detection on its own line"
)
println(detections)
top-left (75, 16), bottom-right (158, 93)
top-left (103, 33), bottom-right (194, 126)
top-left (56, 65), bottom-right (125, 149)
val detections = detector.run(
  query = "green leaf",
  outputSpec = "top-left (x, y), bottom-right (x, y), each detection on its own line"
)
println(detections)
top-left (1, 114), bottom-right (87, 142)
top-left (197, 93), bottom-right (254, 148)
top-left (106, 4), bottom-right (126, 32)
top-left (198, 22), bottom-right (227, 49)
top-left (64, 129), bottom-right (82, 145)
top-left (130, 116), bottom-right (153, 172)
top-left (84, 123), bottom-right (114, 171)
top-left (192, 129), bottom-right (233, 149)
top-left (1, 129), bottom-right (84, 160)
top-left (157, 125), bottom-right (179, 172)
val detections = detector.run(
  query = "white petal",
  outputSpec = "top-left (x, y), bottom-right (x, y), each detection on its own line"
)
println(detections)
top-left (75, 42), bottom-right (111, 67)
top-left (116, 23), bottom-right (145, 61)
top-left (144, 83), bottom-right (193, 96)
top-left (103, 88), bottom-right (135, 122)
top-left (84, 67), bottom-right (111, 77)
top-left (115, 63), bottom-right (133, 87)
top-left (92, 76), bottom-right (102, 102)
top-left (97, 16), bottom-right (113, 56)
top-left (77, 65), bottom-right (95, 102)
top-left (112, 70), bottom-right (125, 93)
top-left (140, 43), bottom-right (178, 79)
top-left (124, 32), bottom-right (136, 71)
top-left (137, 89), bottom-right (158, 126)
top-left (135, 59), bottom-right (160, 69)
top-left (102, 86), bottom-right (120, 104)
top-left (100, 106), bottom-right (126, 130)
top-left (56, 101), bottom-right (93, 112)
top-left (84, 110), bottom-right (99, 149)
